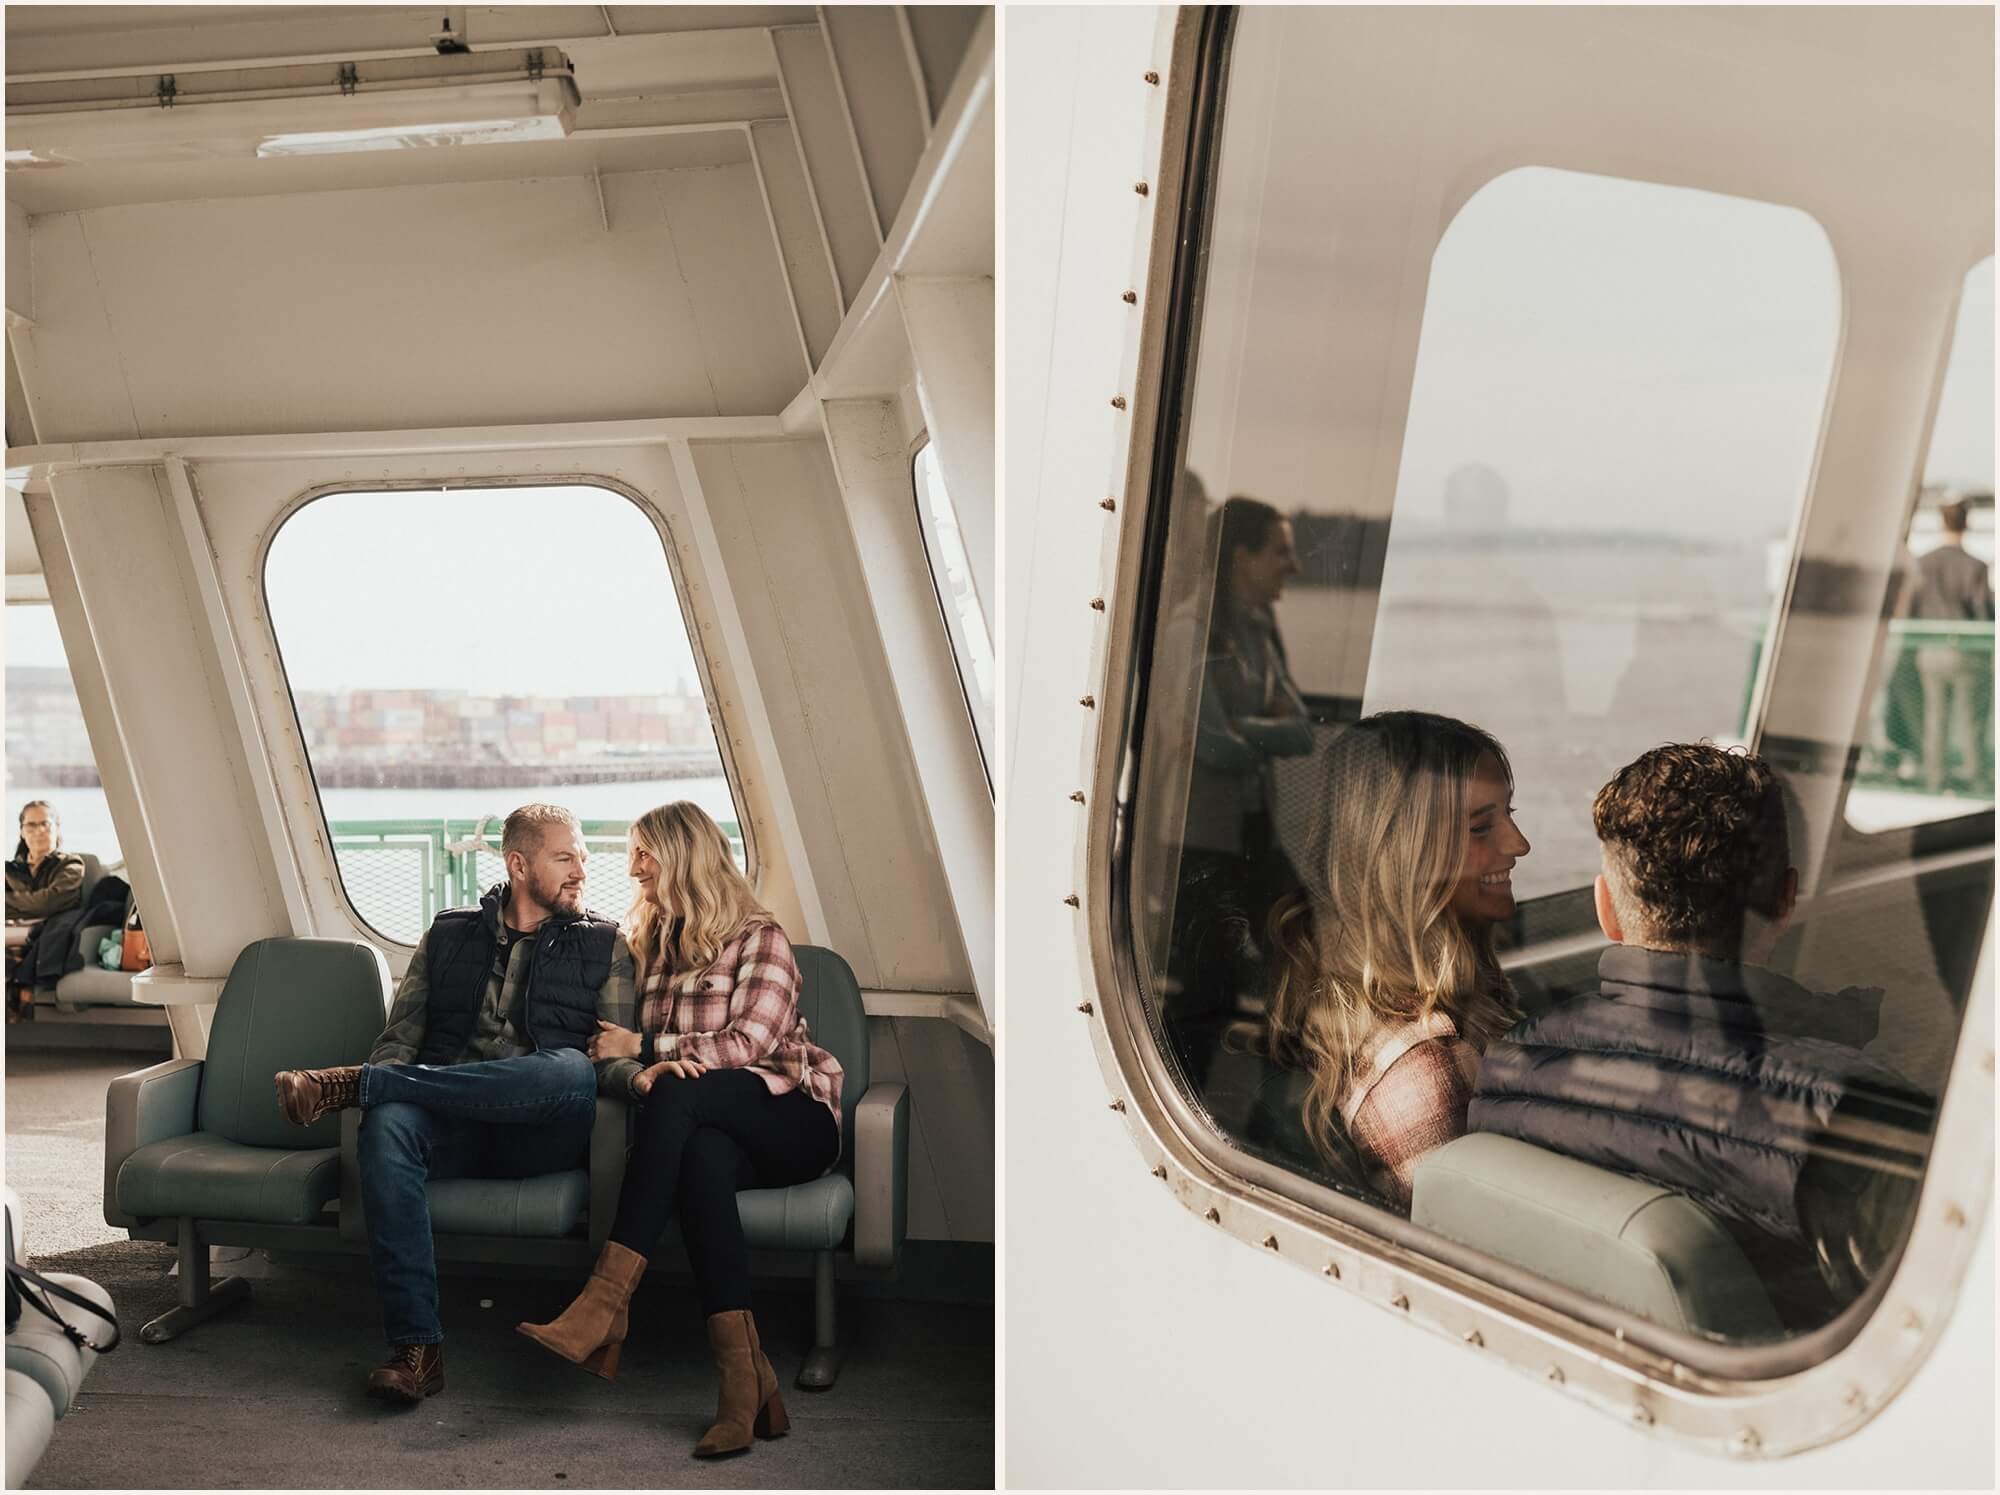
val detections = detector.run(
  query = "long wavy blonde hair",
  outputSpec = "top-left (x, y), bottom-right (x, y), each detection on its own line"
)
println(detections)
top-left (1262, 711), bottom-right (1522, 1164)
top-left (625, 801), bottom-right (770, 976)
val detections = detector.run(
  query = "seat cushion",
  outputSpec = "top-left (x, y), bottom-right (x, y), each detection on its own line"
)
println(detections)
top-left (1412, 1132), bottom-right (1782, 1338)
top-left (6, 1271), bottom-right (114, 1417)
top-left (56, 965), bottom-right (140, 1007)
top-left (116, 1132), bottom-right (342, 1227)
top-left (737, 1172), bottom-right (855, 1252)
top-left (428, 1171), bottom-right (588, 1238)
top-left (5, 1370), bottom-right (54, 1489)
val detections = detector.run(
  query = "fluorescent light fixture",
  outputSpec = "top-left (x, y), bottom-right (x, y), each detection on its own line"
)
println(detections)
top-left (257, 113), bottom-right (566, 157)
top-left (7, 70), bottom-right (577, 167)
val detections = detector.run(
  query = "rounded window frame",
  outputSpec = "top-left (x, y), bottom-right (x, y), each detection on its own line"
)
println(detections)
top-left (1081, 4), bottom-right (1994, 1458)
top-left (257, 472), bottom-right (759, 953)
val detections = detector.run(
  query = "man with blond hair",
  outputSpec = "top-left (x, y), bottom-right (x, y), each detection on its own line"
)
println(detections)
top-left (1469, 744), bottom-right (1931, 1329)
top-left (274, 803), bottom-right (640, 1403)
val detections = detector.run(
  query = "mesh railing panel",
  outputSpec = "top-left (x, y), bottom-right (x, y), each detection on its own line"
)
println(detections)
top-left (329, 818), bottom-right (743, 944)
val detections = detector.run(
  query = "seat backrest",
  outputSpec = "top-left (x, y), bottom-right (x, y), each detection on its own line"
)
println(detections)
top-left (72, 854), bottom-right (103, 912)
top-left (1411, 1132), bottom-right (1782, 1339)
top-left (792, 944), bottom-right (867, 1148)
top-left (198, 938), bottom-right (392, 1148)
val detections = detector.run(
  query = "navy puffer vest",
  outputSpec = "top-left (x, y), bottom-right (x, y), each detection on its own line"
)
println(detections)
top-left (416, 882), bottom-right (618, 1065)
top-left (1468, 945), bottom-right (1928, 1245)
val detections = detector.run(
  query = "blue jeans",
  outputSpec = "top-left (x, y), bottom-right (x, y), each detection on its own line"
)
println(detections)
top-left (356, 1048), bottom-right (597, 1345)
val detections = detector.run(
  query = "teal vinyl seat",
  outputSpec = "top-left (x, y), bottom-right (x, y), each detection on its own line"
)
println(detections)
top-left (1410, 1132), bottom-right (1783, 1339)
top-left (103, 937), bottom-right (391, 1343)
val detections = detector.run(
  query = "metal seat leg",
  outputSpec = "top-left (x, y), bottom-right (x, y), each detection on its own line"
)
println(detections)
top-left (139, 1220), bottom-right (251, 1344)
top-left (795, 1249), bottom-right (843, 1390)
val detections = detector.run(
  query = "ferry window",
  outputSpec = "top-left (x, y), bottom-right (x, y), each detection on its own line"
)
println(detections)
top-left (913, 438), bottom-right (995, 786)
top-left (1845, 256), bottom-right (1995, 835)
top-left (5, 602), bottom-right (121, 866)
top-left (264, 484), bottom-right (743, 946)
top-left (1125, 3), bottom-right (1943, 1368)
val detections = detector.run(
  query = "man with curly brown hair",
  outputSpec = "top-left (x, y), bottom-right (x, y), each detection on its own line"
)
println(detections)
top-left (1467, 743), bottom-right (1933, 1331)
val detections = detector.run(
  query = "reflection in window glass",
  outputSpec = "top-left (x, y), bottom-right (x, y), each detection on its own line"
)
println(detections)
top-left (914, 440), bottom-right (995, 782)
top-left (1127, 6), bottom-right (1964, 1355)
top-left (265, 485), bottom-right (742, 944)
top-left (1362, 167), bottom-right (1839, 902)
top-left (1847, 257), bottom-right (1995, 833)
top-left (4, 603), bottom-right (121, 865)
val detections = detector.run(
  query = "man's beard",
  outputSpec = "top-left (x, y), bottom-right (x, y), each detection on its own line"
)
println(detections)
top-left (530, 870), bottom-right (583, 915)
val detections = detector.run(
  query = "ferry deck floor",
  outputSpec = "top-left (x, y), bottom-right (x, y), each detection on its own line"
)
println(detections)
top-left (5, 1044), bottom-right (994, 1489)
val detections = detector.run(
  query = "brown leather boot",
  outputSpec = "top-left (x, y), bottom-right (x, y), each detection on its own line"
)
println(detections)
top-left (366, 1343), bottom-right (444, 1404)
top-left (694, 1310), bottom-right (789, 1457)
top-left (274, 1064), bottom-right (363, 1126)
top-left (515, 1241), bottom-right (647, 1380)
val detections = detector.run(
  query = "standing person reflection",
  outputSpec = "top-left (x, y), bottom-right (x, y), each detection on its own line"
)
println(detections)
top-left (1164, 497), bottom-right (1312, 1082)
top-left (1260, 712), bottom-right (1530, 1207)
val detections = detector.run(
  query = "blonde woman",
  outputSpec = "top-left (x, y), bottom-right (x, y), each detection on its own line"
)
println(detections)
top-left (1262, 711), bottom-right (1530, 1207)
top-left (517, 801), bottom-right (842, 1457)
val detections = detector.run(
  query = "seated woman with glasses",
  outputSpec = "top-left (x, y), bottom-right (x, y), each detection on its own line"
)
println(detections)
top-left (6, 801), bottom-right (87, 1018)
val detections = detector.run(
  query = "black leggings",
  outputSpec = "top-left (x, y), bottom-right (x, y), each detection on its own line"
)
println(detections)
top-left (609, 1067), bottom-right (840, 1316)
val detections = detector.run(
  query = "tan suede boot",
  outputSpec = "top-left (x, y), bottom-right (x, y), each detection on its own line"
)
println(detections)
top-left (516, 1241), bottom-right (647, 1379)
top-left (694, 1310), bottom-right (789, 1456)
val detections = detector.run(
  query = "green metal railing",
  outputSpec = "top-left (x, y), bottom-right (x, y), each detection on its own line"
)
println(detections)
top-left (1741, 618), bottom-right (1993, 796)
top-left (325, 816), bottom-right (745, 945)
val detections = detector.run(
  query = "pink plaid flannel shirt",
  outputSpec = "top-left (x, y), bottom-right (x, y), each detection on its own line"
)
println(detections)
top-left (639, 920), bottom-right (845, 1131)
top-left (1338, 1009), bottom-right (1479, 1208)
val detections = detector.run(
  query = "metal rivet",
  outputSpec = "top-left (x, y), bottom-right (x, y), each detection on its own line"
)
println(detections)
top-left (1133, 181), bottom-right (1149, 197)
top-left (1203, 1207), bottom-right (1220, 1224)
top-left (1462, 1329), bottom-right (1482, 1347)
top-left (1099, 497), bottom-right (1117, 512)
top-left (1143, 70), bottom-right (1159, 85)
top-left (1845, 1386), bottom-right (1867, 1412)
top-left (1727, 1427), bottom-right (1761, 1458)
top-left (1063, 893), bottom-right (1080, 908)
top-left (1108, 1099), bottom-right (1126, 1113)
top-left (1070, 790), bottom-right (1085, 803)
top-left (1944, 1202), bottom-right (1967, 1227)
top-left (1902, 1308), bottom-right (1923, 1333)
top-left (1076, 1001), bottom-right (1093, 1015)
top-left (1389, 1293), bottom-right (1409, 1312)
top-left (1122, 290), bottom-right (1138, 304)
top-left (1631, 1405), bottom-right (1654, 1428)
top-left (1983, 1050), bottom-right (1994, 1074)
top-left (1546, 1366), bottom-right (1565, 1386)
top-left (1151, 1164), bottom-right (1168, 1180)
top-left (1079, 695), bottom-right (1096, 709)
top-left (1089, 597), bottom-right (1105, 611)
top-left (1109, 395), bottom-right (1127, 410)
top-left (1260, 1235), bottom-right (1279, 1251)
top-left (1322, 1261), bottom-right (1341, 1280)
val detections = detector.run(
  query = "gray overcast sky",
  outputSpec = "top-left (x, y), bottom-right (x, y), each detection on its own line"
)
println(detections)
top-left (261, 485), bottom-right (702, 695)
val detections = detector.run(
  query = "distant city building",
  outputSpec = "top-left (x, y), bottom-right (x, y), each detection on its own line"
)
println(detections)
top-left (6, 672), bottom-right (723, 779)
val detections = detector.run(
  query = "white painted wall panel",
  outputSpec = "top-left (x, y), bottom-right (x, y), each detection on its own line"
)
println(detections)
top-left (23, 164), bottom-right (800, 443)
top-left (821, 6), bottom-right (928, 241)
top-left (749, 120), bottom-right (843, 369)
top-left (772, 24), bottom-right (880, 309)
top-left (903, 6), bottom-right (983, 123)
top-left (688, 436), bottom-right (971, 995)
